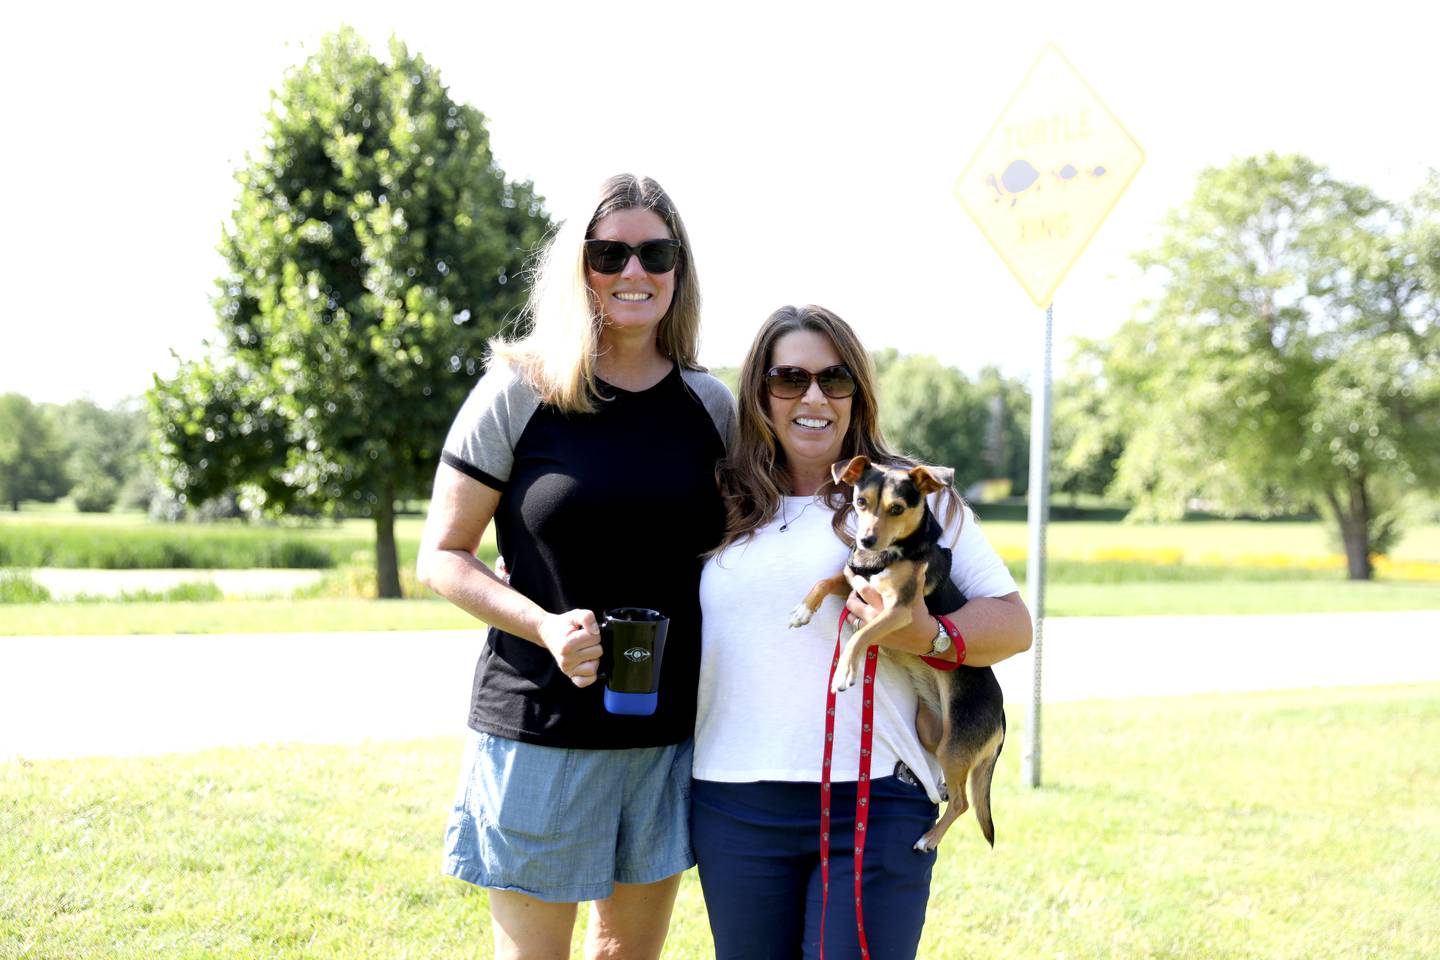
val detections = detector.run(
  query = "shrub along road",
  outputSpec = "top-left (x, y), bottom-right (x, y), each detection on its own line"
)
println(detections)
top-left (3, 610), bottom-right (1438, 760)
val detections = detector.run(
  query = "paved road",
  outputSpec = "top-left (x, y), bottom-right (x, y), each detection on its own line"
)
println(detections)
top-left (2, 611), bottom-right (1437, 760)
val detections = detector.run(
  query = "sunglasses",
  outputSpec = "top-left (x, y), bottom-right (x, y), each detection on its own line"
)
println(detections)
top-left (584, 238), bottom-right (682, 275)
top-left (764, 364), bottom-right (857, 399)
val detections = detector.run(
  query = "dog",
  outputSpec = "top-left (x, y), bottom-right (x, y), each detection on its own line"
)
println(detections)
top-left (788, 455), bottom-right (1006, 850)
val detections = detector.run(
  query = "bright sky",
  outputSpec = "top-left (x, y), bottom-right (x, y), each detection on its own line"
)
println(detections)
top-left (3, 0), bottom-right (1436, 406)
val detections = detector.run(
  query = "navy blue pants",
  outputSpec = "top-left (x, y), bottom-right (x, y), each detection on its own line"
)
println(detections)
top-left (691, 777), bottom-right (938, 960)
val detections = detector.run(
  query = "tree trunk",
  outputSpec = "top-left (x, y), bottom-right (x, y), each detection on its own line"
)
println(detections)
top-left (374, 476), bottom-right (402, 599)
top-left (1326, 481), bottom-right (1373, 581)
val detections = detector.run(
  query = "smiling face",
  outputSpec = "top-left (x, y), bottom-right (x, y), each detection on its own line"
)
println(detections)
top-left (586, 208), bottom-right (677, 346)
top-left (767, 328), bottom-right (854, 492)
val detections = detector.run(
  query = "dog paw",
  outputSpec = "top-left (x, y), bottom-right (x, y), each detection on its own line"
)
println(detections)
top-left (830, 669), bottom-right (855, 694)
top-left (788, 603), bottom-right (815, 628)
top-left (913, 835), bottom-right (936, 853)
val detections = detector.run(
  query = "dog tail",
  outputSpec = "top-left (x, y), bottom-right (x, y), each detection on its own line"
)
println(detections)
top-left (972, 724), bottom-right (1004, 848)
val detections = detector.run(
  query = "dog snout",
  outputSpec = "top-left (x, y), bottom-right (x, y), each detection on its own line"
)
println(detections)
top-left (859, 534), bottom-right (877, 549)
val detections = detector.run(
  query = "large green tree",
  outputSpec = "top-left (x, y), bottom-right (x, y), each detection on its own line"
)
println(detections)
top-left (1088, 154), bottom-right (1440, 578)
top-left (150, 29), bottom-right (550, 596)
top-left (0, 394), bottom-right (69, 511)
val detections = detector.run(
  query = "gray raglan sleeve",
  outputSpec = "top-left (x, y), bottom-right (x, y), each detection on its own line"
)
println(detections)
top-left (681, 369), bottom-right (738, 454)
top-left (440, 364), bottom-right (541, 491)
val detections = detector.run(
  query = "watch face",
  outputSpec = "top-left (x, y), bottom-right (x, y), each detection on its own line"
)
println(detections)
top-left (931, 627), bottom-right (951, 654)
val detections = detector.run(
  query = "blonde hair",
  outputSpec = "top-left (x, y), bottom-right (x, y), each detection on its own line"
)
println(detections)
top-left (712, 304), bottom-right (961, 555)
top-left (489, 174), bottom-right (703, 413)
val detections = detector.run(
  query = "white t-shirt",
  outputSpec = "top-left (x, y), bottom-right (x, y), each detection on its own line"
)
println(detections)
top-left (694, 495), bottom-right (1019, 803)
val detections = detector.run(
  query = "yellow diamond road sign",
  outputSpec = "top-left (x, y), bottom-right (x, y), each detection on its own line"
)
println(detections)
top-left (956, 44), bottom-right (1144, 308)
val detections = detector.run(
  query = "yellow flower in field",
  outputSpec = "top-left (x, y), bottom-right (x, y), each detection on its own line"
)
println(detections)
top-left (1373, 556), bottom-right (1440, 582)
top-left (1090, 547), bottom-right (1185, 565)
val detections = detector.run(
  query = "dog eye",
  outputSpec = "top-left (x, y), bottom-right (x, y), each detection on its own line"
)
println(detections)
top-left (888, 504), bottom-right (905, 516)
top-left (855, 497), bottom-right (868, 509)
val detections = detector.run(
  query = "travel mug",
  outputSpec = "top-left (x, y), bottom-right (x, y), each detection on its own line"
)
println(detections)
top-left (598, 607), bottom-right (670, 716)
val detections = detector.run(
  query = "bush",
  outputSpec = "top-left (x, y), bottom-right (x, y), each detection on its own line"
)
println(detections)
top-left (70, 475), bottom-right (121, 513)
top-left (71, 581), bottom-right (226, 603)
top-left (0, 570), bottom-right (51, 603)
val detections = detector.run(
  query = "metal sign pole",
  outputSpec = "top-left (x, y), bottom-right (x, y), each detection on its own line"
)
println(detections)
top-left (1022, 302), bottom-right (1053, 788)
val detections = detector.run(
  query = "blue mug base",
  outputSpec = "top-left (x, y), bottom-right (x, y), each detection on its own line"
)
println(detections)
top-left (604, 689), bottom-right (658, 716)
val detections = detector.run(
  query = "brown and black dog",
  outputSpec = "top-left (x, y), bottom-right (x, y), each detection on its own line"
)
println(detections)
top-left (788, 455), bottom-right (1006, 850)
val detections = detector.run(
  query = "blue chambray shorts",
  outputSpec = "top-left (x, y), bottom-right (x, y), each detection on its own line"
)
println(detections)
top-left (441, 729), bottom-right (694, 903)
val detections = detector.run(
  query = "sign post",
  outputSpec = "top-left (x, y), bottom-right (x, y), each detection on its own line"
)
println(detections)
top-left (954, 44), bottom-right (1143, 788)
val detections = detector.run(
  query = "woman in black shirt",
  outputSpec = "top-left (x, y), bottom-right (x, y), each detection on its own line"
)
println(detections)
top-left (418, 174), bottom-right (733, 959)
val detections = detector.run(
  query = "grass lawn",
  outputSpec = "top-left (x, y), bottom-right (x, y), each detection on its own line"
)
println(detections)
top-left (3, 580), bottom-right (1438, 636)
top-left (0, 598), bottom-right (479, 635)
top-left (977, 516), bottom-right (1440, 563)
top-left (1043, 579), bottom-right (1440, 616)
top-left (3, 684), bottom-right (1436, 958)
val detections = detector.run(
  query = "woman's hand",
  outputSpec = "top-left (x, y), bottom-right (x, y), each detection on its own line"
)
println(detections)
top-left (539, 610), bottom-right (603, 687)
top-left (844, 579), bottom-right (935, 656)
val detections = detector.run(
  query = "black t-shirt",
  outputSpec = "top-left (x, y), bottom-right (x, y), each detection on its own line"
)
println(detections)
top-left (441, 363), bottom-right (733, 748)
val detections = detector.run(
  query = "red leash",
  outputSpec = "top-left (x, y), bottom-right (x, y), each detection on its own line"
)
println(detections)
top-left (819, 608), bottom-right (878, 960)
top-left (818, 611), bottom-right (964, 959)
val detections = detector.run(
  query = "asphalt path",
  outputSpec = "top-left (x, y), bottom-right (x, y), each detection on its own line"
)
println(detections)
top-left (2, 611), bottom-right (1437, 760)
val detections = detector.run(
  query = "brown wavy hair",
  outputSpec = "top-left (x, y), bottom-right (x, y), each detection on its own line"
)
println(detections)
top-left (712, 304), bottom-right (960, 556)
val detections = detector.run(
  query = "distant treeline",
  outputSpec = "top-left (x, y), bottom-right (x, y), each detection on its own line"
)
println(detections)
top-left (0, 359), bottom-right (1117, 519)
top-left (0, 395), bottom-right (153, 514)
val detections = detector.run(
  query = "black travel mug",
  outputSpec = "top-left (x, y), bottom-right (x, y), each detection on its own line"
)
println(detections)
top-left (598, 607), bottom-right (669, 716)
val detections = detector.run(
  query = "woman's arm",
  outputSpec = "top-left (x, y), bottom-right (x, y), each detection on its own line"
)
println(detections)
top-left (417, 463), bottom-right (604, 687)
top-left (844, 586), bottom-right (1031, 667)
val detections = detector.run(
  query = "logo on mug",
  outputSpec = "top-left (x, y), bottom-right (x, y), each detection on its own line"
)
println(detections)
top-left (623, 646), bottom-right (651, 663)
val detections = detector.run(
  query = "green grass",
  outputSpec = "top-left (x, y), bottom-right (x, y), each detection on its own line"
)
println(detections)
top-left (0, 511), bottom-right (498, 572)
top-left (978, 516), bottom-right (1440, 563)
top-left (0, 518), bottom-right (364, 570)
top-left (3, 684), bottom-right (1436, 958)
top-left (0, 599), bottom-right (479, 635)
top-left (1039, 579), bottom-right (1440, 616)
top-left (3, 579), bottom-right (1437, 636)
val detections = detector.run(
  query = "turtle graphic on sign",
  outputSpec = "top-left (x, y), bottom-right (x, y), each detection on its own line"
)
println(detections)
top-left (985, 159), bottom-right (1109, 207)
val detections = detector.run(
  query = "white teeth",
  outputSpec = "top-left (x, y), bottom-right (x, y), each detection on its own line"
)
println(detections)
top-left (614, 292), bottom-right (651, 301)
top-left (795, 417), bottom-right (829, 429)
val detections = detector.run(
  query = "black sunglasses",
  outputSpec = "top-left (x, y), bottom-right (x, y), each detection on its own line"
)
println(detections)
top-left (764, 364), bottom-right (857, 399)
top-left (584, 238), bottom-right (682, 275)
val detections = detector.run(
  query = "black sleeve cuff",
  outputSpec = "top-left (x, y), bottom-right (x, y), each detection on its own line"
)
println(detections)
top-left (441, 451), bottom-right (507, 492)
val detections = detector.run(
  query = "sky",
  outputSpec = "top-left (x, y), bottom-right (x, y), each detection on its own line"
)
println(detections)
top-left (2, 0), bottom-right (1436, 407)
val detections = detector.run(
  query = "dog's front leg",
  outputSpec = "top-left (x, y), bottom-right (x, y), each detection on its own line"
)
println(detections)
top-left (831, 604), bottom-right (913, 692)
top-left (789, 572), bottom-right (850, 628)
top-left (830, 566), bottom-right (924, 693)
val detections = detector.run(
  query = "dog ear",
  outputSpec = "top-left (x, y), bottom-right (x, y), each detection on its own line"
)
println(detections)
top-left (832, 455), bottom-right (870, 485)
top-left (909, 464), bottom-right (954, 495)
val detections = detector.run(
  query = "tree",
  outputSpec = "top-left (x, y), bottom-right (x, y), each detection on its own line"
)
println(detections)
top-left (58, 400), bottom-right (148, 513)
top-left (972, 366), bottom-right (1030, 498)
top-left (1050, 349), bottom-right (1123, 509)
top-left (1089, 154), bottom-right (1440, 578)
top-left (150, 29), bottom-right (551, 596)
top-left (0, 394), bottom-right (69, 511)
top-left (873, 350), bottom-right (990, 490)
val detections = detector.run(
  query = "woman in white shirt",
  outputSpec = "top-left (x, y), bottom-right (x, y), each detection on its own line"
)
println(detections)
top-left (692, 304), bottom-right (1032, 960)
